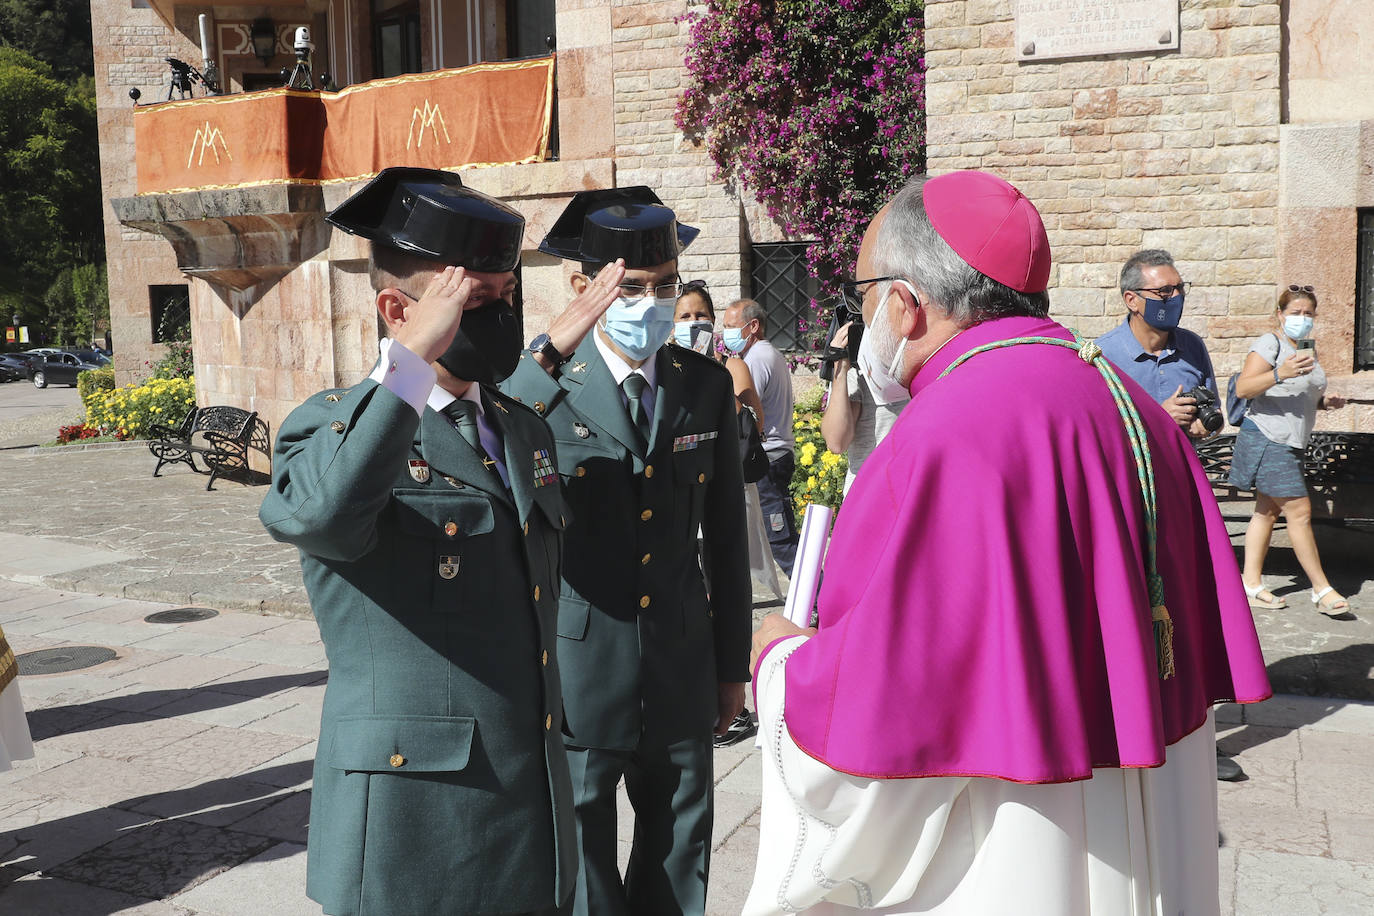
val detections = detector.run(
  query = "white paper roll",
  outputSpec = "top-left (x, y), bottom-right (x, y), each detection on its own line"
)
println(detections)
top-left (783, 503), bottom-right (832, 627)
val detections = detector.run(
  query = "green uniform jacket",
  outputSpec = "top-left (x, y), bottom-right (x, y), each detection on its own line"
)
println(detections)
top-left (503, 341), bottom-right (752, 750)
top-left (259, 379), bottom-right (576, 916)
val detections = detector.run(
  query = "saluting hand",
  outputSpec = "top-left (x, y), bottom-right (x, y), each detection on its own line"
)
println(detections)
top-left (533, 260), bottom-right (628, 374)
top-left (394, 266), bottom-right (475, 365)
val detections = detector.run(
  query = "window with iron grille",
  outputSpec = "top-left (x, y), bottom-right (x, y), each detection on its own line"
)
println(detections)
top-left (150, 285), bottom-right (191, 343)
top-left (1357, 208), bottom-right (1374, 371)
top-left (748, 242), bottom-right (819, 353)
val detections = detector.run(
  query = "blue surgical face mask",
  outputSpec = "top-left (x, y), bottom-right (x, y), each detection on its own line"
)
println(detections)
top-left (603, 296), bottom-right (676, 362)
top-left (673, 319), bottom-right (714, 351)
top-left (722, 327), bottom-right (748, 354)
top-left (1140, 291), bottom-right (1185, 330)
top-left (1283, 314), bottom-right (1314, 340)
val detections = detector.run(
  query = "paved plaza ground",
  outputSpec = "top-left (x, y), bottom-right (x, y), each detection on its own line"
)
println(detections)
top-left (0, 442), bottom-right (1371, 914)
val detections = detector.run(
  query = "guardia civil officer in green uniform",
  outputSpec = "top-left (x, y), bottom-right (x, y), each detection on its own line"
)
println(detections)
top-left (259, 168), bottom-right (626, 916)
top-left (503, 188), bottom-right (752, 916)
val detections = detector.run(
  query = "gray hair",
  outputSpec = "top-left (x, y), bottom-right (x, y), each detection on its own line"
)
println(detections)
top-left (729, 298), bottom-right (768, 335)
top-left (872, 176), bottom-right (1049, 327)
top-left (1118, 249), bottom-right (1175, 298)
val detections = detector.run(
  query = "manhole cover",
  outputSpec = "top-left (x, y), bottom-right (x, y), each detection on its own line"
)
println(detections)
top-left (17, 646), bottom-right (118, 675)
top-left (144, 607), bottom-right (220, 624)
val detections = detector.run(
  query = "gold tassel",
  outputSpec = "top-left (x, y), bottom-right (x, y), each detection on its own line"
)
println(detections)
top-left (1152, 604), bottom-right (1176, 680)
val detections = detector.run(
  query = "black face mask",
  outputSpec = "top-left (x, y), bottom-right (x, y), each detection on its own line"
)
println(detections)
top-left (435, 300), bottom-right (523, 384)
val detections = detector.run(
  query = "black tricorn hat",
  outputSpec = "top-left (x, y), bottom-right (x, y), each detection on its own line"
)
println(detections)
top-left (326, 167), bottom-right (524, 273)
top-left (539, 186), bottom-right (699, 268)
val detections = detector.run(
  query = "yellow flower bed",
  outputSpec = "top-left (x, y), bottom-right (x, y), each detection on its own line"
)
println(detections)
top-left (790, 387), bottom-right (848, 512)
top-left (85, 375), bottom-right (197, 440)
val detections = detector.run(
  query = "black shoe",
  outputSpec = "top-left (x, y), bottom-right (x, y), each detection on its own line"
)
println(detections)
top-left (1216, 752), bottom-right (1245, 782)
top-left (714, 711), bottom-right (757, 748)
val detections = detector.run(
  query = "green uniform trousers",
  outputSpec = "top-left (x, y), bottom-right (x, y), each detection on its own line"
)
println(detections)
top-left (563, 736), bottom-right (714, 916)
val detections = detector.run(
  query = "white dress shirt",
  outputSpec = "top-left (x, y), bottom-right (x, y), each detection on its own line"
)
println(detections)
top-left (594, 329), bottom-right (657, 428)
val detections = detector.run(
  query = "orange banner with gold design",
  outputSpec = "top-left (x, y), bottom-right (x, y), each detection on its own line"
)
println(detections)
top-left (134, 57), bottom-right (555, 195)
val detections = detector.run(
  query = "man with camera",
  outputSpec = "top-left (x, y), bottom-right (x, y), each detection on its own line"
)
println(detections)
top-left (819, 307), bottom-right (909, 494)
top-left (1097, 249), bottom-right (1222, 439)
top-left (1097, 248), bottom-right (1240, 781)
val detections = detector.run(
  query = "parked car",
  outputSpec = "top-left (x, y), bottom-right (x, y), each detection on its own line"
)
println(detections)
top-left (28, 352), bottom-right (104, 388)
top-left (0, 354), bottom-right (29, 382)
top-left (64, 348), bottom-right (112, 367)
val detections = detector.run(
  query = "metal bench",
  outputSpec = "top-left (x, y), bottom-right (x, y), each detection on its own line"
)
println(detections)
top-left (1194, 431), bottom-right (1374, 525)
top-left (148, 405), bottom-right (269, 490)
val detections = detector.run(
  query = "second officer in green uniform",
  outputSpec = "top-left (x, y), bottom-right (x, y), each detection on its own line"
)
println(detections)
top-left (505, 187), bottom-right (752, 916)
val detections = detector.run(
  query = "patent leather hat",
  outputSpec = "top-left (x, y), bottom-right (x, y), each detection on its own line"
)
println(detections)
top-left (327, 167), bottom-right (524, 272)
top-left (539, 186), bottom-right (698, 268)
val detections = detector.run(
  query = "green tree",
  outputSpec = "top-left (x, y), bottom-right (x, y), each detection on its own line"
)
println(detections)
top-left (0, 46), bottom-right (102, 342)
top-left (0, 0), bottom-right (93, 85)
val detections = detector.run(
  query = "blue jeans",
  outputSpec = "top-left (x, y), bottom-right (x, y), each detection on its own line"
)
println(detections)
top-left (755, 450), bottom-right (799, 577)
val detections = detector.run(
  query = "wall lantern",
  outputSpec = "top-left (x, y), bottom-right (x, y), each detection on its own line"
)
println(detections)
top-left (251, 18), bottom-right (277, 66)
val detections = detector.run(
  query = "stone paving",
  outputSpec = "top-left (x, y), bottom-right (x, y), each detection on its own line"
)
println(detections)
top-left (0, 443), bottom-right (1370, 913)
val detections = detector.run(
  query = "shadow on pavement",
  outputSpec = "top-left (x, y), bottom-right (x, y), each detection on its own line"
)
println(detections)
top-left (25, 672), bottom-right (325, 742)
top-left (0, 760), bottom-right (313, 905)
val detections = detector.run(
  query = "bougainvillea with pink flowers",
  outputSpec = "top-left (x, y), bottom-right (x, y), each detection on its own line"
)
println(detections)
top-left (676, 0), bottom-right (926, 353)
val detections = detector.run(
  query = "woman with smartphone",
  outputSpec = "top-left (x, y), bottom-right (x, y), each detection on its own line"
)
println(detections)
top-left (1229, 285), bottom-right (1349, 614)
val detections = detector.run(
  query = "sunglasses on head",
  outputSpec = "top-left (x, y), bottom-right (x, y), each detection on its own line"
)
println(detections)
top-left (681, 279), bottom-right (708, 293)
top-left (1288, 284), bottom-right (1314, 294)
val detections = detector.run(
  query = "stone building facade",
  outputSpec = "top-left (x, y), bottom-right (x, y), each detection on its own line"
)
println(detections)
top-left (96, 0), bottom-right (1374, 452)
top-left (93, 0), bottom-right (767, 457)
top-left (925, 0), bottom-right (1374, 430)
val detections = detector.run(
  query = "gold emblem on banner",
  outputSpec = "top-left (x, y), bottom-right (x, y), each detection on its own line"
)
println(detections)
top-left (408, 100), bottom-right (452, 149)
top-left (187, 122), bottom-right (232, 168)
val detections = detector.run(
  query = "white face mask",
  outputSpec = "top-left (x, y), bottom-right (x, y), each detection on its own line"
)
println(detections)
top-left (856, 280), bottom-right (915, 404)
top-left (1283, 314), bottom-right (1314, 340)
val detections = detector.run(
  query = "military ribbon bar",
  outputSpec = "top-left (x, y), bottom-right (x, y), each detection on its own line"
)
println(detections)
top-left (672, 431), bottom-right (718, 452)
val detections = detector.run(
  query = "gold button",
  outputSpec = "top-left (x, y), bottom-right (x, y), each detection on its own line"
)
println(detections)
top-left (545, 714), bottom-right (552, 730)
top-left (541, 649), bottom-right (548, 666)
top-left (534, 585), bottom-right (541, 601)
top-left (523, 522), bottom-right (529, 535)
top-left (534, 401), bottom-right (546, 413)
top-left (325, 393), bottom-right (340, 402)
top-left (640, 509), bottom-right (653, 521)
top-left (444, 521), bottom-right (458, 537)
top-left (390, 754), bottom-right (405, 768)
top-left (644, 464), bottom-right (654, 478)
top-left (575, 466), bottom-right (586, 477)
top-left (330, 420), bottom-right (345, 433)
top-left (697, 472), bottom-right (706, 483)
top-left (641, 553), bottom-right (651, 565)
top-left (639, 595), bottom-right (651, 608)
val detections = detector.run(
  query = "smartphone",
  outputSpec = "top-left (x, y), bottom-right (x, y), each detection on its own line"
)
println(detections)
top-left (689, 326), bottom-right (714, 355)
top-left (1296, 338), bottom-right (1315, 354)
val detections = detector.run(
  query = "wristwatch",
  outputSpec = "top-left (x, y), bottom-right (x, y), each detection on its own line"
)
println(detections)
top-left (529, 333), bottom-right (571, 369)
top-left (1273, 366), bottom-right (1281, 385)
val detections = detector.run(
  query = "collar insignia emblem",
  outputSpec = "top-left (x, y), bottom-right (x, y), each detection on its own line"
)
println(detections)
top-left (408, 459), bottom-right (431, 483)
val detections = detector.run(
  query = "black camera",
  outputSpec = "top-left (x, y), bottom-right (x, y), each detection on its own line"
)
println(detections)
top-left (817, 299), bottom-right (863, 383)
top-left (1184, 385), bottom-right (1224, 432)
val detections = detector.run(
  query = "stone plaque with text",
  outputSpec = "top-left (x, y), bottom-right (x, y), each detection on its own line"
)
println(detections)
top-left (1015, 0), bottom-right (1179, 62)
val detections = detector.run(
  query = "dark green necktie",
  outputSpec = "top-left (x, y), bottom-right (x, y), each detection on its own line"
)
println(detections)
top-left (442, 399), bottom-right (482, 451)
top-left (621, 374), bottom-right (650, 445)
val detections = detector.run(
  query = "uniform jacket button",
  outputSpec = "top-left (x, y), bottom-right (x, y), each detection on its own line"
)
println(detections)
top-left (541, 649), bottom-right (548, 666)
top-left (697, 472), bottom-right (706, 483)
top-left (390, 753), bottom-right (405, 768)
top-left (534, 585), bottom-right (541, 601)
top-left (641, 553), bottom-right (651, 565)
top-left (534, 401), bottom-right (546, 413)
top-left (639, 595), bottom-right (651, 608)
top-left (644, 464), bottom-right (654, 478)
top-left (444, 521), bottom-right (458, 537)
top-left (575, 466), bottom-right (587, 477)
top-left (330, 420), bottom-right (346, 433)
top-left (640, 509), bottom-right (653, 521)
top-left (545, 714), bottom-right (552, 730)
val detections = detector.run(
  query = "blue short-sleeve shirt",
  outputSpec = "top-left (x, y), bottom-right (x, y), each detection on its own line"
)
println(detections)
top-left (1096, 317), bottom-right (1217, 405)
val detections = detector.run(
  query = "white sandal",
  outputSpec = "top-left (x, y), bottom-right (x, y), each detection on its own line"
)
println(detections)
top-left (1311, 586), bottom-right (1349, 613)
top-left (1244, 582), bottom-right (1286, 610)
